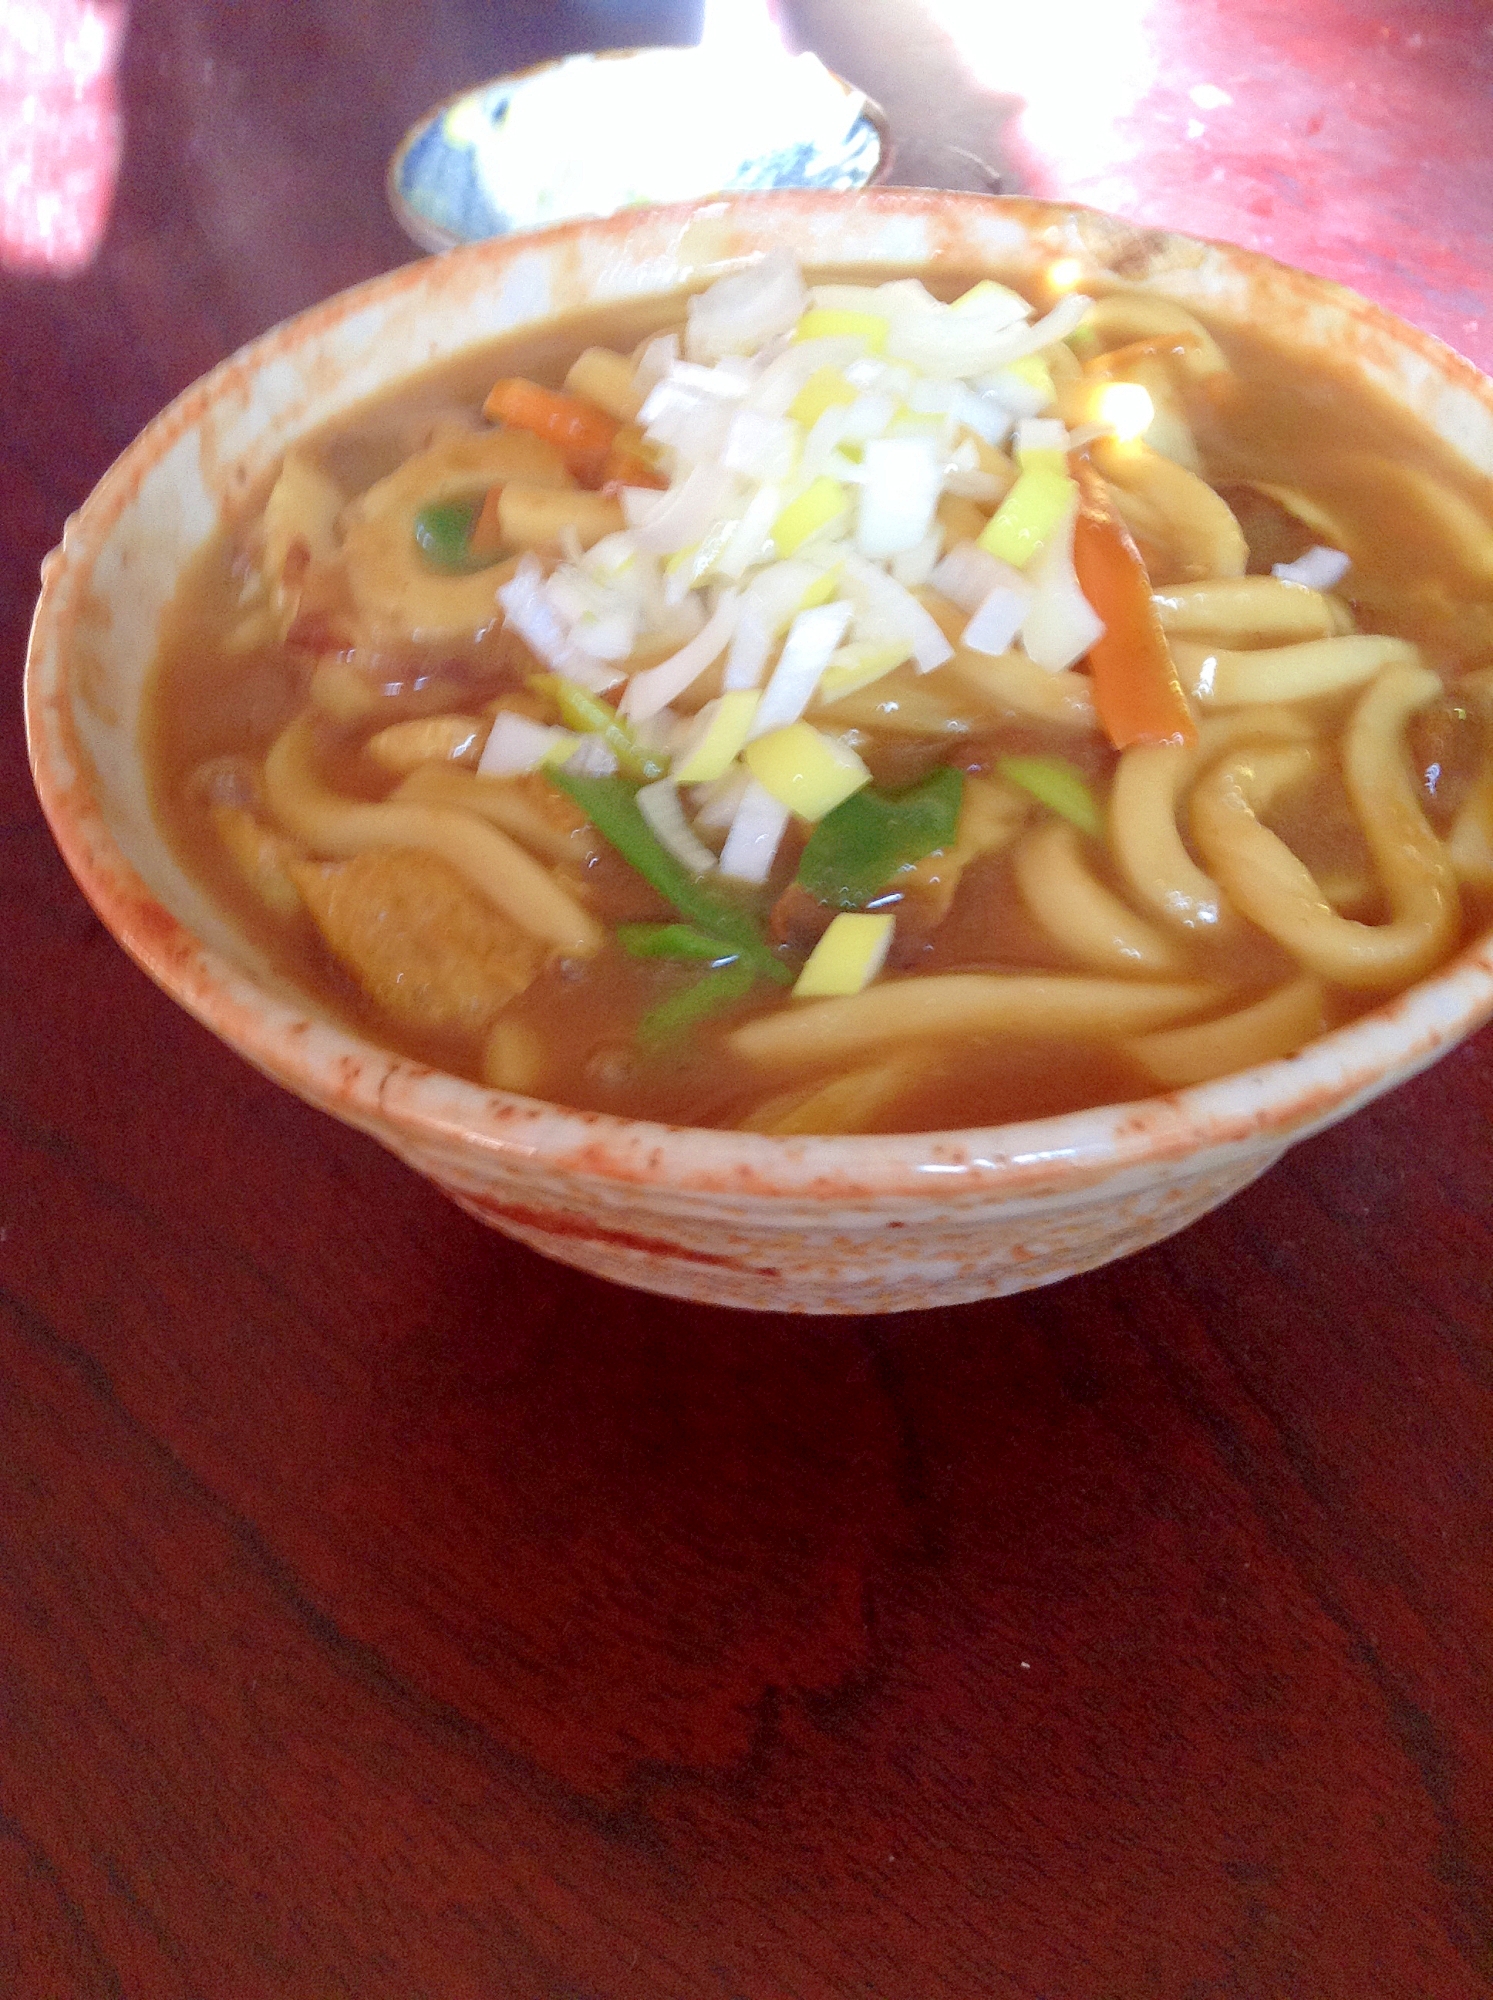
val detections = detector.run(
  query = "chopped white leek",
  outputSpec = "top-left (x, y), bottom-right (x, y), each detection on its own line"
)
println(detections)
top-left (635, 779), bottom-right (719, 877)
top-left (714, 480), bottom-right (783, 582)
top-left (723, 599), bottom-right (773, 691)
top-left (794, 911), bottom-right (896, 997)
top-left (800, 404), bottom-right (851, 480)
top-left (622, 463), bottom-right (736, 555)
top-left (1015, 417), bottom-right (1070, 461)
top-left (891, 526), bottom-right (945, 591)
top-left (523, 257), bottom-right (1106, 739)
top-left (497, 558), bottom-right (620, 690)
top-left (543, 569), bottom-right (638, 660)
top-left (663, 359), bottom-right (752, 400)
top-left (841, 390), bottom-right (899, 443)
top-left (642, 384), bottom-right (735, 464)
top-left (583, 529), bottom-right (642, 579)
top-left (686, 248), bottom-right (809, 363)
top-left (747, 335), bottom-right (867, 418)
top-left (817, 639), bottom-right (912, 702)
top-left (723, 408), bottom-right (800, 484)
top-left (943, 467), bottom-right (1006, 503)
top-left (478, 712), bottom-right (578, 777)
top-left (841, 553), bottom-right (953, 674)
top-left (884, 287), bottom-right (1048, 380)
top-left (691, 763), bottom-right (752, 831)
top-left (1020, 497), bottom-right (1105, 672)
top-left (672, 691), bottom-right (760, 783)
top-left (906, 377), bottom-right (957, 417)
top-left (931, 540), bottom-right (1023, 614)
top-left (754, 557), bottom-right (831, 626)
top-left (620, 589), bottom-right (741, 721)
top-left (750, 600), bottom-right (855, 737)
top-left (962, 583), bottom-right (1033, 657)
top-left (718, 778), bottom-right (792, 883)
top-left (980, 364), bottom-right (1052, 419)
top-left (1274, 545), bottom-right (1352, 589)
top-left (949, 383), bottom-right (1013, 446)
top-left (949, 277), bottom-right (1031, 325)
top-left (856, 436), bottom-right (944, 559)
top-left (633, 332), bottom-right (679, 396)
top-left (564, 734), bottom-right (621, 778)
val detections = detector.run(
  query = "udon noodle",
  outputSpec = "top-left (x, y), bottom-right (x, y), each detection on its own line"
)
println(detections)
top-left (146, 251), bottom-right (1493, 1134)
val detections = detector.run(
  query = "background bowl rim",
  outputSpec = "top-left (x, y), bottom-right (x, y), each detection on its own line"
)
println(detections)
top-left (26, 186), bottom-right (1493, 1202)
top-left (385, 46), bottom-right (892, 256)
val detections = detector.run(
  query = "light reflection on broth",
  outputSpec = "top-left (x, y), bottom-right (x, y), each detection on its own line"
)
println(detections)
top-left (145, 265), bottom-right (1493, 1135)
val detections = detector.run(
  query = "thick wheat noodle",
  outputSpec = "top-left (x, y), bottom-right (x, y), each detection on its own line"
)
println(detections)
top-left (1120, 360), bottom-right (1199, 474)
top-left (1445, 670), bottom-right (1493, 883)
top-left (1124, 977), bottom-right (1328, 1088)
top-left (738, 1059), bottom-right (923, 1135)
top-left (393, 763), bottom-right (600, 865)
top-left (263, 717), bottom-right (603, 956)
top-left (810, 665), bottom-right (977, 737)
top-left (482, 1015), bottom-right (549, 1093)
top-left (1012, 820), bottom-right (1193, 976)
top-left (728, 974), bottom-right (1222, 1070)
top-left (1110, 708), bottom-right (1314, 933)
top-left (1174, 633), bottom-right (1420, 706)
top-left (1235, 479), bottom-right (1350, 552)
top-left (1449, 768), bottom-right (1493, 884)
top-left (1190, 665), bottom-right (1459, 987)
top-left (1094, 438), bottom-right (1247, 581)
top-left (1152, 576), bottom-right (1354, 645)
top-left (941, 646), bottom-right (1098, 731)
top-left (1083, 351), bottom-right (1203, 472)
top-left (1306, 454), bottom-right (1493, 587)
top-left (1084, 294), bottom-right (1230, 376)
top-left (365, 714), bottom-right (484, 773)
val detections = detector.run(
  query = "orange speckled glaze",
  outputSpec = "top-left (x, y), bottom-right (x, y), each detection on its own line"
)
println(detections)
top-left (25, 191), bottom-right (1493, 1312)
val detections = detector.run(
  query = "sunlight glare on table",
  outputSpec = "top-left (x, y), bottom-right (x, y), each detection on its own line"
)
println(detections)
top-left (0, 0), bottom-right (125, 271)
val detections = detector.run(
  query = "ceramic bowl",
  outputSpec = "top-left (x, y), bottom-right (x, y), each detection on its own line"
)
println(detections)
top-left (26, 191), bottom-right (1493, 1312)
top-left (387, 47), bottom-right (888, 253)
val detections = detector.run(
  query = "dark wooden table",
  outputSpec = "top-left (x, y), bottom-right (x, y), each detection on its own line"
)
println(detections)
top-left (4, 2), bottom-right (1491, 1993)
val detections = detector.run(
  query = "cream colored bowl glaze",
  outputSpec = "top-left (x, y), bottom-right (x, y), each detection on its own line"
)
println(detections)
top-left (25, 192), bottom-right (1493, 1312)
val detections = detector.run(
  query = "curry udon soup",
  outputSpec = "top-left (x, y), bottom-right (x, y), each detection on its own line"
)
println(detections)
top-left (147, 253), bottom-right (1493, 1136)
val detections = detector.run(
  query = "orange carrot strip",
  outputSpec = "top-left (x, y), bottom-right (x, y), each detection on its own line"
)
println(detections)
top-left (1072, 458), bottom-right (1197, 750)
top-left (483, 378), bottom-right (619, 484)
top-left (468, 484), bottom-right (505, 556)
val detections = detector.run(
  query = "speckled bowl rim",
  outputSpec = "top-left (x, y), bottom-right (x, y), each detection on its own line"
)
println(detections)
top-left (386, 48), bottom-right (892, 256)
top-left (25, 189), bottom-right (1493, 1208)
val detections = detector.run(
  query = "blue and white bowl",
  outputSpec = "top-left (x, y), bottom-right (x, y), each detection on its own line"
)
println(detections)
top-left (388, 46), bottom-right (888, 253)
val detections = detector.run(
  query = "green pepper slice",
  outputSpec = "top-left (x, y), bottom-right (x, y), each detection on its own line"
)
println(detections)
top-left (413, 500), bottom-right (484, 572)
top-left (796, 764), bottom-right (964, 911)
top-left (637, 961), bottom-right (757, 1051)
top-left (998, 755), bottom-right (1102, 836)
top-left (547, 770), bottom-right (791, 985)
top-left (530, 675), bottom-right (667, 784)
top-left (617, 923), bottom-right (742, 965)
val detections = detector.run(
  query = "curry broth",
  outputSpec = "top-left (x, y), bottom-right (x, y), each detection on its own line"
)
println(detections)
top-left (145, 276), bottom-right (1493, 1132)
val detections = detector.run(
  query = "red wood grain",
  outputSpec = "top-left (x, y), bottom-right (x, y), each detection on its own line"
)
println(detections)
top-left (1, 3), bottom-right (1490, 1994)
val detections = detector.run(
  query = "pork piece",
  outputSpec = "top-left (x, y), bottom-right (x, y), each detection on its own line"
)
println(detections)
top-left (769, 883), bottom-right (837, 955)
top-left (290, 848), bottom-right (543, 1037)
